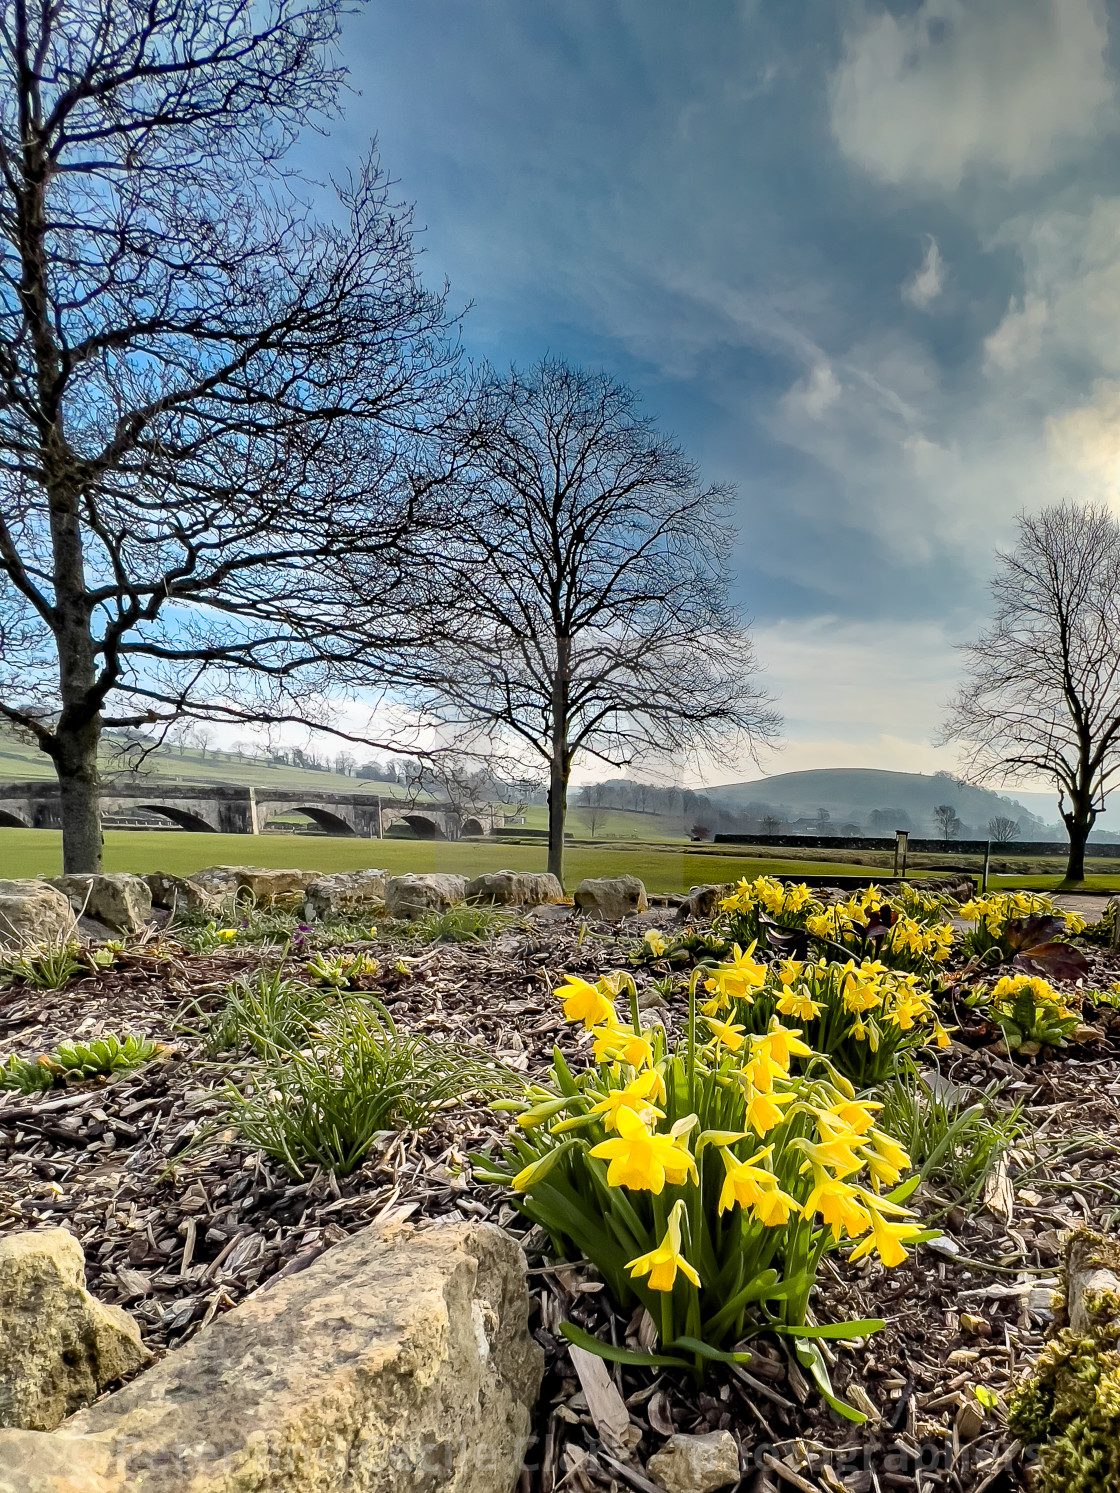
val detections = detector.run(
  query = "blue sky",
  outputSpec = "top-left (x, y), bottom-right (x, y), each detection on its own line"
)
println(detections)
top-left (321, 0), bottom-right (1120, 793)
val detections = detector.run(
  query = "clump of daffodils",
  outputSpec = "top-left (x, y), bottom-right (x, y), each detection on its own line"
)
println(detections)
top-left (715, 878), bottom-right (956, 977)
top-left (982, 972), bottom-right (1080, 1053)
top-left (960, 892), bottom-right (1086, 953)
top-left (718, 875), bottom-right (819, 941)
top-left (699, 945), bottom-right (952, 1087)
top-left (478, 967), bottom-right (923, 1410)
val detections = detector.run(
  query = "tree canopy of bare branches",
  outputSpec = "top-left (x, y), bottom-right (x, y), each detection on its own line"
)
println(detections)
top-left (943, 501), bottom-right (1120, 882)
top-left (0, 0), bottom-right (459, 870)
top-left (364, 359), bottom-right (780, 882)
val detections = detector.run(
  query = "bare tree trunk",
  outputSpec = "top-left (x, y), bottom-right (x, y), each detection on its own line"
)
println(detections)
top-left (547, 638), bottom-right (571, 884)
top-left (1062, 808), bottom-right (1093, 885)
top-left (53, 720), bottom-right (103, 873)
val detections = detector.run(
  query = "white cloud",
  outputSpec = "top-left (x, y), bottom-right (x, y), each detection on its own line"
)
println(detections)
top-left (782, 361), bottom-right (841, 419)
top-left (830, 0), bottom-right (1113, 190)
top-left (902, 236), bottom-right (945, 308)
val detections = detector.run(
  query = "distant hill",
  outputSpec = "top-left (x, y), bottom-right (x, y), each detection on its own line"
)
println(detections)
top-left (705, 768), bottom-right (1063, 840)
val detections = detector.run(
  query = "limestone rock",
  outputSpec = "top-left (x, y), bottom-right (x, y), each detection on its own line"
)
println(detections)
top-left (465, 870), bottom-right (564, 907)
top-left (48, 874), bottom-right (152, 936)
top-left (187, 866), bottom-right (316, 907)
top-left (0, 1229), bottom-right (150, 1432)
top-left (1066, 1228), bottom-right (1120, 1335)
top-left (144, 872), bottom-right (218, 915)
top-left (573, 875), bottom-right (648, 922)
top-left (0, 882), bottom-right (77, 951)
top-left (385, 872), bottom-right (468, 919)
top-left (303, 870), bottom-right (389, 920)
top-left (0, 1220), bottom-right (543, 1493)
top-left (647, 1430), bottom-right (740, 1493)
top-left (679, 883), bottom-right (732, 921)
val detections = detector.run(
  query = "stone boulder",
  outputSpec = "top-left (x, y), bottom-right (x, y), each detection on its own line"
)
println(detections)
top-left (647, 1430), bottom-right (740, 1493)
top-left (0, 1230), bottom-right (150, 1432)
top-left (573, 875), bottom-right (648, 922)
top-left (303, 870), bottom-right (389, 921)
top-left (385, 873), bottom-right (468, 919)
top-left (144, 872), bottom-right (217, 916)
top-left (48, 874), bottom-right (152, 936)
top-left (0, 882), bottom-right (77, 951)
top-left (0, 1220), bottom-right (543, 1493)
top-left (187, 866), bottom-right (316, 907)
top-left (679, 883), bottom-right (732, 922)
top-left (465, 870), bottom-right (565, 907)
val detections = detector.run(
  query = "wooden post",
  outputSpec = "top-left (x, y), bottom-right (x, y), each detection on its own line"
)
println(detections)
top-left (982, 840), bottom-right (991, 893)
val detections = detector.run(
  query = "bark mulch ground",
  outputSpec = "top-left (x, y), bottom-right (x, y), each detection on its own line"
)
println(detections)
top-left (2, 907), bottom-right (1119, 1493)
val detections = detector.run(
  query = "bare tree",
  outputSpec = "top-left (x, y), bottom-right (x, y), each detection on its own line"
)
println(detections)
top-left (944, 503), bottom-right (1120, 882)
top-left (0, 0), bottom-right (458, 871)
top-left (761, 814), bottom-right (782, 835)
top-left (987, 815), bottom-right (1020, 844)
top-left (580, 803), bottom-right (606, 838)
top-left (368, 359), bottom-right (780, 882)
top-left (932, 804), bottom-right (961, 841)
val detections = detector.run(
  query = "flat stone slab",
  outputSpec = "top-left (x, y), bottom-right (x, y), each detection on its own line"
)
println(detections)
top-left (0, 1220), bottom-right (543, 1493)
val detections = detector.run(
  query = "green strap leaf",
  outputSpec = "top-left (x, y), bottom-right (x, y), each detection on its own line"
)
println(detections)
top-left (772, 1317), bottom-right (885, 1340)
top-left (792, 1338), bottom-right (868, 1424)
top-left (559, 1321), bottom-right (690, 1370)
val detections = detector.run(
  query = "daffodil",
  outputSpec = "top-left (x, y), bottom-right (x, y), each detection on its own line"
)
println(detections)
top-left (704, 942), bottom-right (767, 1004)
top-left (741, 1082), bottom-right (796, 1136)
top-left (216, 928), bottom-right (238, 942)
top-left (753, 1186), bottom-right (798, 1226)
top-left (718, 1144), bottom-right (778, 1212)
top-left (756, 1021), bottom-right (812, 1068)
top-left (824, 1100), bottom-right (879, 1137)
top-left (848, 1208), bottom-right (923, 1267)
top-left (589, 1106), bottom-right (698, 1193)
top-left (932, 1017), bottom-right (954, 1049)
top-left (803, 1175), bottom-right (872, 1237)
top-left (796, 1136), bottom-right (864, 1179)
top-left (777, 958), bottom-right (805, 986)
top-left (643, 930), bottom-right (668, 957)
top-left (627, 1199), bottom-right (701, 1292)
top-left (777, 985), bottom-right (820, 1021)
top-left (557, 976), bottom-right (616, 1029)
top-left (592, 1024), bottom-right (654, 1068)
top-left (587, 1070), bottom-right (666, 1130)
top-left (703, 1015), bottom-right (747, 1051)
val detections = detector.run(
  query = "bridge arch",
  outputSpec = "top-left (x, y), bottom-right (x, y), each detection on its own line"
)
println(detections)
top-left (289, 805), bottom-right (358, 837)
top-left (402, 814), bottom-right (446, 841)
top-left (0, 809), bottom-right (28, 828)
top-left (138, 804), bottom-right (219, 833)
top-left (460, 817), bottom-right (485, 837)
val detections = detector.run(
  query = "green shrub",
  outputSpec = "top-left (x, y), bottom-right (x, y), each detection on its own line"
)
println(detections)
top-left (224, 1004), bottom-right (512, 1177)
top-left (202, 968), bottom-right (340, 1056)
top-left (415, 906), bottom-right (513, 944)
top-left (877, 1069), bottom-right (1022, 1209)
top-left (0, 938), bottom-right (86, 990)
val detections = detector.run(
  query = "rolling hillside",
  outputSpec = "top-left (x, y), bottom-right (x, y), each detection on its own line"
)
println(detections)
top-left (705, 767), bottom-right (1061, 838)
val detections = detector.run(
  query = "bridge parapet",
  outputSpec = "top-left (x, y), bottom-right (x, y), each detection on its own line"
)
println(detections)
top-left (0, 781), bottom-right (500, 839)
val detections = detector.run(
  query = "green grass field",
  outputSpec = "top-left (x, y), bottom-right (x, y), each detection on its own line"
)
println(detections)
top-left (0, 828), bottom-right (904, 894)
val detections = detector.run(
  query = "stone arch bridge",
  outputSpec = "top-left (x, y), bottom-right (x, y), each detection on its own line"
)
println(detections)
top-left (0, 782), bottom-right (497, 840)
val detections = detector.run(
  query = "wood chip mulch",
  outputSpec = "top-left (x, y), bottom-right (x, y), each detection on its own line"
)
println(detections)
top-left (1, 907), bottom-right (1119, 1493)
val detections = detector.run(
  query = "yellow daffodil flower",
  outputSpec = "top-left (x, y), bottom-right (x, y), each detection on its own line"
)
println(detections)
top-left (741, 1083), bottom-right (796, 1136)
top-left (754, 1186), bottom-right (798, 1226)
top-left (756, 1021), bottom-right (812, 1069)
top-left (932, 1017), bottom-right (954, 1049)
top-left (777, 985), bottom-right (820, 1021)
top-left (586, 1070), bottom-right (666, 1130)
top-left (777, 958), bottom-right (805, 986)
top-left (627, 1199), bottom-right (701, 1292)
top-left (718, 1144), bottom-right (778, 1212)
top-left (556, 976), bottom-right (616, 1029)
top-left (796, 1136), bottom-right (864, 1179)
top-left (589, 1107), bottom-right (698, 1193)
top-left (643, 930), bottom-right (668, 957)
top-left (591, 1024), bottom-right (654, 1068)
top-left (703, 1015), bottom-right (747, 1051)
top-left (803, 1175), bottom-right (872, 1237)
top-left (823, 1100), bottom-right (879, 1137)
top-left (848, 1208), bottom-right (923, 1268)
top-left (216, 928), bottom-right (238, 941)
